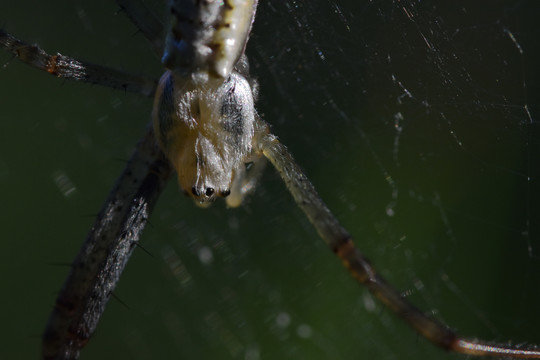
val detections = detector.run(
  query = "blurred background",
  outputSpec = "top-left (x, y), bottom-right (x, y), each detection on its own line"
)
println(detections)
top-left (1, 1), bottom-right (539, 359)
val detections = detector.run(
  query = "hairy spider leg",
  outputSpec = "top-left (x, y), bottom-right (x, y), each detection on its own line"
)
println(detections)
top-left (0, 29), bottom-right (157, 97)
top-left (0, 3), bottom-right (168, 358)
top-left (42, 126), bottom-right (171, 360)
top-left (259, 130), bottom-right (540, 359)
top-left (226, 149), bottom-right (267, 208)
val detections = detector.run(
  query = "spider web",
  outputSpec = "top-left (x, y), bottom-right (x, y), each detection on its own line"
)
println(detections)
top-left (0, 1), bottom-right (539, 359)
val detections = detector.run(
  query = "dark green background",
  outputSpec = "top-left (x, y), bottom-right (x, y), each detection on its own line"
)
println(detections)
top-left (1, 1), bottom-right (539, 359)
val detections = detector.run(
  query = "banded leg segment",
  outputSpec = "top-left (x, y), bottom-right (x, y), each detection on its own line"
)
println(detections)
top-left (259, 129), bottom-right (540, 358)
top-left (0, 30), bottom-right (157, 97)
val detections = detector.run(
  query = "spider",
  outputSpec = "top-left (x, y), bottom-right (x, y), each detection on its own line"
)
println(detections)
top-left (1, 0), bottom-right (539, 359)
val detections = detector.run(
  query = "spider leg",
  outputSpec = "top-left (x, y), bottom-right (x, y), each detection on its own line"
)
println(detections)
top-left (226, 154), bottom-right (267, 208)
top-left (258, 125), bottom-right (540, 359)
top-left (0, 29), bottom-right (157, 97)
top-left (116, 0), bottom-right (165, 56)
top-left (42, 125), bottom-right (172, 360)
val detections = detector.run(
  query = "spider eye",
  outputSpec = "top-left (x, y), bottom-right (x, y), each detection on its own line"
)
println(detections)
top-left (191, 186), bottom-right (200, 196)
top-left (220, 189), bottom-right (231, 197)
top-left (205, 187), bottom-right (215, 197)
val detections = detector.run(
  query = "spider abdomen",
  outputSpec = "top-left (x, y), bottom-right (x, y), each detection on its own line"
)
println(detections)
top-left (163, 0), bottom-right (259, 78)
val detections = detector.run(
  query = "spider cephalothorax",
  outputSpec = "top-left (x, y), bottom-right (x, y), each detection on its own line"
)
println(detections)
top-left (153, 65), bottom-right (258, 206)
